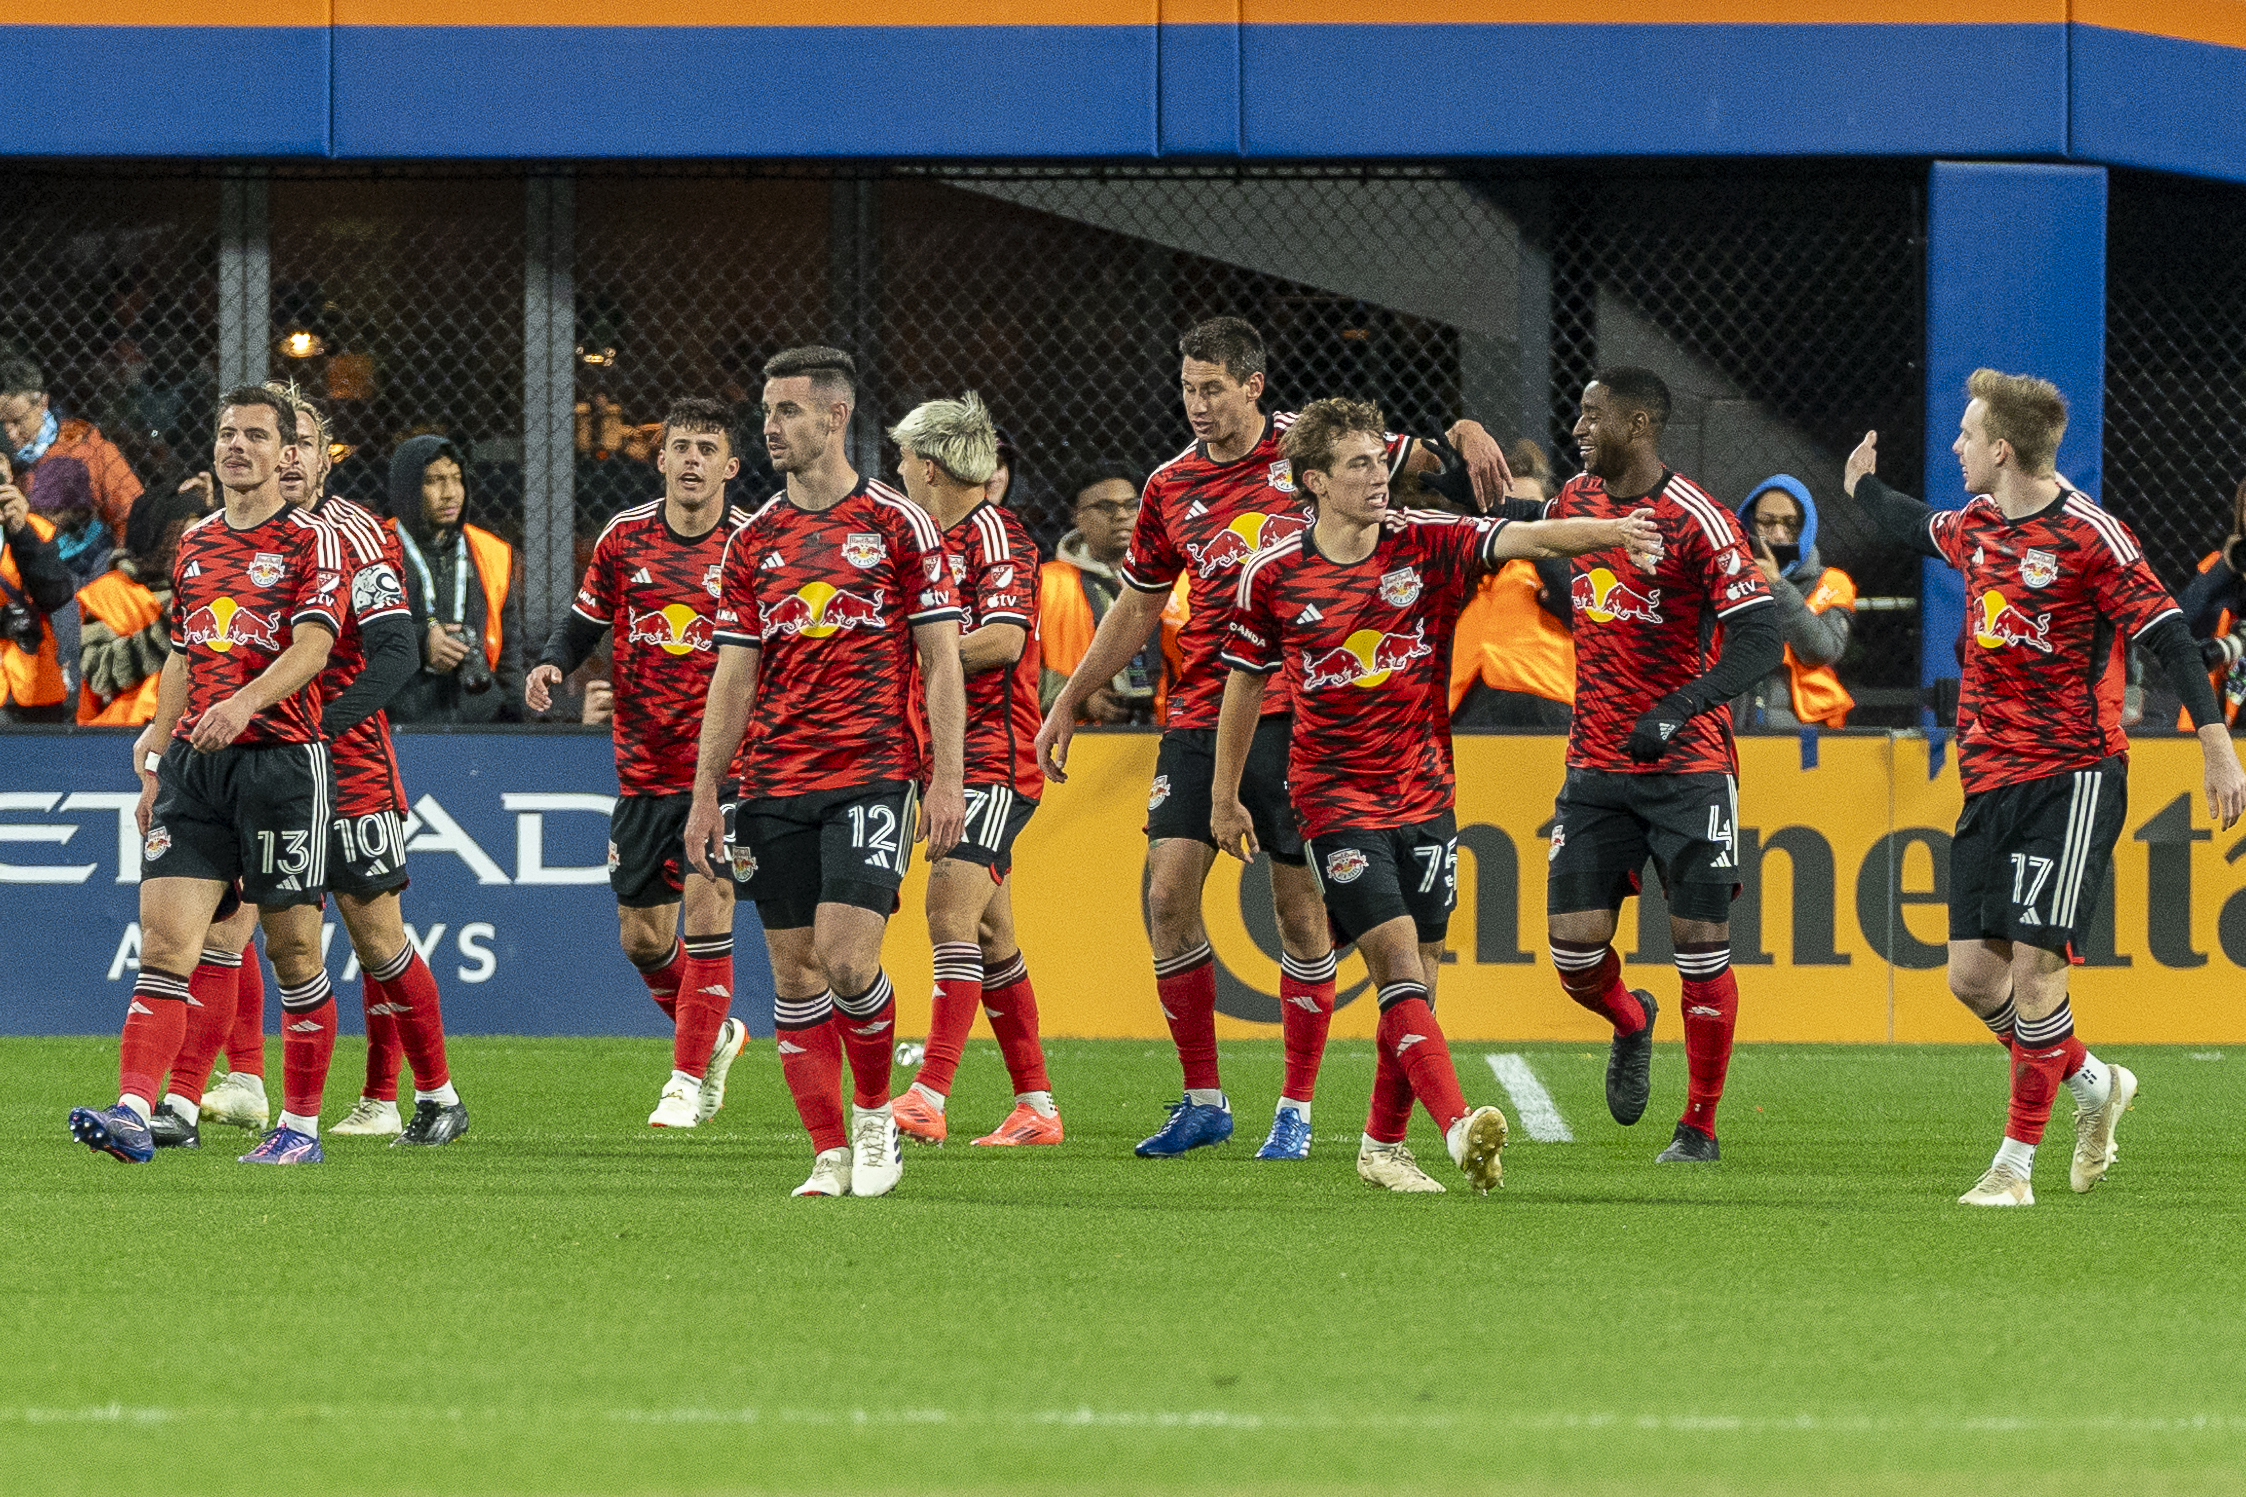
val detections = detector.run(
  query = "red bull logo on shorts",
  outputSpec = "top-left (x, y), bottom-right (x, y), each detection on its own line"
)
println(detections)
top-left (1323, 847), bottom-right (1369, 884)
top-left (761, 581), bottom-right (886, 641)
top-left (1298, 622), bottom-right (1432, 692)
top-left (1186, 511), bottom-right (1308, 578)
top-left (1571, 566), bottom-right (1664, 625)
top-left (180, 596), bottom-right (282, 654)
top-left (1974, 590), bottom-right (2054, 654)
top-left (624, 603), bottom-right (716, 657)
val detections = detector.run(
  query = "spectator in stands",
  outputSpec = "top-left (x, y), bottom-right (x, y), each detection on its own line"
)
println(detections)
top-left (75, 487), bottom-right (199, 725)
top-left (1039, 458), bottom-right (1183, 725)
top-left (385, 434), bottom-right (524, 724)
top-left (0, 452), bottom-right (77, 723)
top-left (25, 455), bottom-right (113, 587)
top-left (1450, 439), bottom-right (1576, 728)
top-left (1730, 474), bottom-right (1855, 729)
top-left (0, 355), bottom-right (144, 545)
top-left (2176, 474), bottom-right (2246, 727)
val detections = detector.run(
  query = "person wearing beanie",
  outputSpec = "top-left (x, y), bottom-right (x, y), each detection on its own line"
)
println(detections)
top-left (382, 434), bottom-right (522, 724)
top-left (26, 453), bottom-right (113, 588)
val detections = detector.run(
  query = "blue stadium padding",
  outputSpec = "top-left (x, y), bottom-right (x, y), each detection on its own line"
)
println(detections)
top-left (2071, 26), bottom-right (2246, 184)
top-left (329, 25), bottom-right (1157, 158)
top-left (0, 28), bottom-right (329, 156)
top-left (1159, 22), bottom-right (1242, 155)
top-left (1920, 161), bottom-right (2107, 712)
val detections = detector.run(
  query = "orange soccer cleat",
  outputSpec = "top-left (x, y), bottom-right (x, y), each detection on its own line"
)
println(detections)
top-left (890, 1086), bottom-right (947, 1146)
top-left (970, 1103), bottom-right (1064, 1147)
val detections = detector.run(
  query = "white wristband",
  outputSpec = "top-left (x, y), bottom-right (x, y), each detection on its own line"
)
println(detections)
top-left (143, 750), bottom-right (162, 775)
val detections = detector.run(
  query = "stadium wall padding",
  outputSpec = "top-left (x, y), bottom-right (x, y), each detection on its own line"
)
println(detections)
top-left (3, 8), bottom-right (2246, 182)
top-left (7, 731), bottom-right (2246, 1043)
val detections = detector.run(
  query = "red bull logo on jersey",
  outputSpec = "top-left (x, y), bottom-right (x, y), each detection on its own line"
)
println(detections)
top-left (246, 551), bottom-right (285, 587)
top-left (702, 563), bottom-right (722, 599)
top-left (1186, 511), bottom-right (1308, 578)
top-left (842, 533), bottom-right (886, 570)
top-left (761, 581), bottom-right (886, 641)
top-left (1299, 622), bottom-right (1433, 692)
top-left (180, 596), bottom-right (282, 654)
top-left (1975, 591), bottom-right (2054, 654)
top-left (1571, 567), bottom-right (1664, 625)
top-left (624, 603), bottom-right (716, 657)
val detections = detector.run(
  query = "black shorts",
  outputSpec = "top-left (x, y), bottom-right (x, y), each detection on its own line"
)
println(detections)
top-left (727, 779), bottom-right (918, 931)
top-left (1949, 756), bottom-right (2128, 959)
top-left (326, 806), bottom-right (410, 901)
top-left (1310, 812), bottom-right (1459, 946)
top-left (1546, 766), bottom-right (1740, 923)
top-left (142, 739), bottom-right (331, 909)
top-left (609, 791), bottom-right (692, 909)
top-left (1144, 716), bottom-right (1305, 865)
top-left (945, 783), bottom-right (1037, 875)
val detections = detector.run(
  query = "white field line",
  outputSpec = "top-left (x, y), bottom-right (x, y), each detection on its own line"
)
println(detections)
top-left (1486, 1053), bottom-right (1574, 1142)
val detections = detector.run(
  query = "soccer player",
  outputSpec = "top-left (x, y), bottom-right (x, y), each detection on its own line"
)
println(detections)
top-left (1844, 370), bottom-right (2246, 1206)
top-left (883, 394), bottom-right (1062, 1148)
top-left (685, 346), bottom-right (967, 1199)
top-left (527, 397), bottom-right (751, 1128)
top-left (1540, 367), bottom-right (1782, 1165)
top-left (1034, 316), bottom-right (1514, 1161)
top-left (1213, 398), bottom-right (1662, 1193)
top-left (68, 386), bottom-right (349, 1166)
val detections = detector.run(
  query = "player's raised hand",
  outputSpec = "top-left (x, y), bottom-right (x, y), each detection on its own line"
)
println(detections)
top-left (683, 791), bottom-right (725, 881)
top-left (1034, 704), bottom-right (1074, 784)
top-left (1844, 431), bottom-right (1878, 496)
top-left (1446, 420), bottom-right (1512, 511)
top-left (1210, 797), bottom-right (1259, 865)
top-left (524, 662), bottom-right (562, 713)
top-left (919, 778), bottom-right (965, 861)
top-left (1614, 507), bottom-right (1663, 572)
top-left (2202, 728), bottom-right (2246, 829)
top-left (189, 694), bottom-right (256, 753)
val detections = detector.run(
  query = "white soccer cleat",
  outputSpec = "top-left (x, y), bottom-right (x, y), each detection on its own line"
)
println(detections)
top-left (695, 1018), bottom-right (749, 1124)
top-left (791, 1147), bottom-right (852, 1198)
top-left (328, 1097), bottom-right (402, 1137)
top-left (1959, 1162), bottom-right (2035, 1207)
top-left (2071, 1064), bottom-right (2138, 1194)
top-left (199, 1072), bottom-right (271, 1132)
top-left (1357, 1140), bottom-right (1446, 1193)
top-left (849, 1106), bottom-right (904, 1198)
top-left (648, 1078), bottom-right (699, 1129)
top-left (1446, 1105), bottom-right (1510, 1195)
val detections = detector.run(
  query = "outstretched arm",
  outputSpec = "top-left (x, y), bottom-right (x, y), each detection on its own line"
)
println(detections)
top-left (1843, 430), bottom-right (1945, 560)
top-left (1491, 509), bottom-right (1664, 570)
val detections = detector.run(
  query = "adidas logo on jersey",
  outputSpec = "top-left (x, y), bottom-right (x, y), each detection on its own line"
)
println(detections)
top-left (631, 568), bottom-right (653, 584)
top-left (183, 562), bottom-right (202, 577)
top-left (759, 551), bottom-right (785, 571)
top-left (1296, 604), bottom-right (1323, 623)
top-left (1186, 500), bottom-right (1208, 518)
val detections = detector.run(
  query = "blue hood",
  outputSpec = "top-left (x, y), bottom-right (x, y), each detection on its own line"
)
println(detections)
top-left (1739, 474), bottom-right (1818, 565)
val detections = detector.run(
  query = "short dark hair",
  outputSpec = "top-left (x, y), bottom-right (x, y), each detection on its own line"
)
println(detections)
top-left (659, 396), bottom-right (738, 457)
top-left (1282, 397), bottom-right (1387, 494)
top-left (1070, 457), bottom-right (1147, 507)
top-left (215, 385), bottom-right (300, 444)
top-left (761, 345), bottom-right (857, 404)
top-left (0, 356), bottom-right (43, 399)
top-left (1588, 366), bottom-right (1672, 430)
top-left (1178, 317), bottom-right (1265, 384)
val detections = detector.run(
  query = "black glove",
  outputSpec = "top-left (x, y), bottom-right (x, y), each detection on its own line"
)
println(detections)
top-left (1627, 693), bottom-right (1693, 764)
top-left (1413, 436), bottom-right (1477, 512)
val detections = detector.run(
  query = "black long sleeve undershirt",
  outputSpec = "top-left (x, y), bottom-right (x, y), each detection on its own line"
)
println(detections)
top-left (1850, 475), bottom-right (1945, 559)
top-left (321, 615), bottom-right (419, 739)
top-left (2141, 614), bottom-right (2227, 730)
top-left (1671, 602), bottom-right (1784, 720)
top-left (538, 611), bottom-right (607, 677)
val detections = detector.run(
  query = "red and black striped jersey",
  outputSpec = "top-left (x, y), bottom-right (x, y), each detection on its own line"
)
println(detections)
top-left (1927, 488), bottom-right (2179, 795)
top-left (1549, 469), bottom-right (1773, 777)
top-left (1224, 510), bottom-right (1504, 840)
top-left (168, 503), bottom-right (347, 748)
top-left (714, 478), bottom-right (962, 800)
top-left (575, 500), bottom-right (748, 795)
top-left (308, 493), bottom-right (412, 815)
top-left (946, 501), bottom-right (1044, 801)
top-left (1121, 411), bottom-right (1414, 731)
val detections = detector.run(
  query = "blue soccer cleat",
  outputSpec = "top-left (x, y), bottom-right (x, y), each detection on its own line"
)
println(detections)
top-left (69, 1104), bottom-right (155, 1163)
top-left (1134, 1097), bottom-right (1233, 1158)
top-left (1253, 1104), bottom-right (1313, 1161)
top-left (238, 1126), bottom-right (323, 1165)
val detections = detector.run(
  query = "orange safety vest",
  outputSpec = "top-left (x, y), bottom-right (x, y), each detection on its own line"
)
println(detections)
top-left (2180, 550), bottom-right (2241, 729)
top-left (1781, 566), bottom-right (1856, 729)
top-left (1037, 557), bottom-right (1186, 723)
top-left (390, 519), bottom-right (511, 670)
top-left (1448, 560), bottom-right (1574, 711)
top-left (1, 512), bottom-right (68, 709)
top-left (74, 568), bottom-right (167, 725)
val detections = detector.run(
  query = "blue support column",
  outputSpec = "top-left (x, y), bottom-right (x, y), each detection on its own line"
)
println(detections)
top-left (1921, 162), bottom-right (2108, 714)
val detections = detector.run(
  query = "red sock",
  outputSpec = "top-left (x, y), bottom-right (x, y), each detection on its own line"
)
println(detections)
top-left (1376, 990), bottom-right (1468, 1136)
top-left (916, 942), bottom-right (984, 1098)
top-left (1279, 949), bottom-right (1337, 1104)
top-left (167, 951), bottom-right (243, 1100)
top-left (2058, 1035), bottom-right (2088, 1079)
top-left (1676, 943), bottom-right (1738, 1136)
top-left (672, 934), bottom-right (735, 1081)
top-left (980, 952), bottom-right (1050, 1096)
top-left (119, 967), bottom-right (194, 1105)
top-left (374, 947), bottom-right (450, 1093)
top-left (226, 954), bottom-right (267, 1075)
top-left (361, 976), bottom-right (402, 1103)
top-left (1364, 1042), bottom-right (1416, 1144)
top-left (637, 939), bottom-right (685, 1022)
top-left (1154, 944), bottom-right (1221, 1093)
top-left (2007, 1001), bottom-right (2079, 1146)
top-left (279, 972), bottom-right (338, 1120)
top-left (1551, 939), bottom-right (1647, 1034)
top-left (835, 973), bottom-right (896, 1109)
top-left (776, 1002), bottom-right (846, 1153)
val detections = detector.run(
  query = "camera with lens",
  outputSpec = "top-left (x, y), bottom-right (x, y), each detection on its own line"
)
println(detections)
top-left (453, 624), bottom-right (492, 694)
top-left (0, 601), bottom-right (45, 653)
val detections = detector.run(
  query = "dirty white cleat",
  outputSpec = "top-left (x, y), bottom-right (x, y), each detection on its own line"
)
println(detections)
top-left (199, 1071), bottom-right (271, 1132)
top-left (849, 1105), bottom-right (903, 1198)
top-left (648, 1077), bottom-right (699, 1129)
top-left (1447, 1105), bottom-right (1509, 1195)
top-left (1356, 1138), bottom-right (1445, 1193)
top-left (792, 1147), bottom-right (853, 1198)
top-left (1959, 1162), bottom-right (2035, 1207)
top-left (327, 1097), bottom-right (401, 1137)
top-left (695, 1018), bottom-right (749, 1124)
top-left (2071, 1064), bottom-right (2137, 1194)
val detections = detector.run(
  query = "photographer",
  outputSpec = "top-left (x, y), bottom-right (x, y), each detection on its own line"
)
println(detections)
top-left (383, 434), bottom-right (523, 724)
top-left (2176, 475), bottom-right (2246, 728)
top-left (0, 354), bottom-right (144, 545)
top-left (0, 452), bottom-right (78, 723)
top-left (75, 487), bottom-right (201, 725)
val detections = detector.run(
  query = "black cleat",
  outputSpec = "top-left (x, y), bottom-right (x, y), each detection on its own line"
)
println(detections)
top-left (391, 1098), bottom-right (470, 1148)
top-left (1605, 990), bottom-right (1658, 1126)
top-left (1656, 1120), bottom-right (1720, 1163)
top-left (148, 1103), bottom-right (200, 1150)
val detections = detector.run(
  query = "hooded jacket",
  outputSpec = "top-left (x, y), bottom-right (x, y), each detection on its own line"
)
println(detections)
top-left (1037, 528), bottom-right (1185, 723)
top-left (383, 434), bottom-right (522, 724)
top-left (1735, 474), bottom-right (1855, 729)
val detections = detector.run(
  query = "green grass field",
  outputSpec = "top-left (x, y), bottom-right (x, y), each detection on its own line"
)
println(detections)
top-left (4, 1035), bottom-right (2244, 1496)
